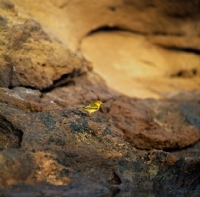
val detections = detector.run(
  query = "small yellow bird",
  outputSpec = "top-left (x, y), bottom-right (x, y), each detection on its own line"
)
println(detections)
top-left (82, 101), bottom-right (103, 115)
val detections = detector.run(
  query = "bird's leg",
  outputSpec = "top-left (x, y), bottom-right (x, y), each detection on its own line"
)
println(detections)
top-left (88, 112), bottom-right (94, 120)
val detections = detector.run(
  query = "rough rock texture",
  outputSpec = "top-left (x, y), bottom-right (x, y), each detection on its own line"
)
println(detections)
top-left (0, 84), bottom-right (200, 196)
top-left (0, 0), bottom-right (200, 196)
top-left (1, 84), bottom-right (199, 150)
top-left (41, 83), bottom-right (200, 150)
top-left (0, 100), bottom-right (200, 196)
top-left (11, 0), bottom-right (200, 98)
top-left (0, 0), bottom-right (90, 89)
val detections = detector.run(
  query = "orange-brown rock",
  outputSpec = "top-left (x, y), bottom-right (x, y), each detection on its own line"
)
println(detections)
top-left (0, 0), bottom-right (90, 89)
top-left (105, 96), bottom-right (200, 150)
top-left (40, 81), bottom-right (200, 150)
top-left (1, 75), bottom-right (199, 150)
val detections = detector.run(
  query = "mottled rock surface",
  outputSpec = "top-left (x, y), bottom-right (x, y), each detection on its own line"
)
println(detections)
top-left (0, 100), bottom-right (200, 196)
top-left (1, 82), bottom-right (199, 150)
top-left (0, 0), bottom-right (90, 89)
top-left (43, 85), bottom-right (200, 150)
top-left (0, 0), bottom-right (200, 196)
top-left (0, 85), bottom-right (200, 196)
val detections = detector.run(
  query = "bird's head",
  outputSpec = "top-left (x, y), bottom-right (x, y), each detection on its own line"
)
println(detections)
top-left (96, 101), bottom-right (103, 106)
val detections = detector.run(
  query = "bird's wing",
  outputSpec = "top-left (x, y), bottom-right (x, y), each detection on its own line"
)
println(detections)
top-left (84, 103), bottom-right (98, 109)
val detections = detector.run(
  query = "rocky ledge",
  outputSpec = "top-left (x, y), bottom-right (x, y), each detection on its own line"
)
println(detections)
top-left (0, 0), bottom-right (200, 196)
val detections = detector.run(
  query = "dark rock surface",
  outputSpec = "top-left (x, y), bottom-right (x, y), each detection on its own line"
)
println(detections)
top-left (0, 89), bottom-right (200, 196)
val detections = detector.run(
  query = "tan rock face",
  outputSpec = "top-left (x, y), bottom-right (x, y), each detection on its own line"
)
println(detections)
top-left (81, 31), bottom-right (200, 98)
top-left (12, 0), bottom-right (200, 49)
top-left (12, 0), bottom-right (200, 98)
top-left (0, 0), bottom-right (90, 89)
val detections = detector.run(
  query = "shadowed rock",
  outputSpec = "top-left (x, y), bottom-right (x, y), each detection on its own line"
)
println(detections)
top-left (0, 116), bottom-right (23, 150)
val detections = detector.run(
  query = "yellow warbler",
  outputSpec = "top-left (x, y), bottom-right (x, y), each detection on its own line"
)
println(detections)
top-left (82, 101), bottom-right (103, 115)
